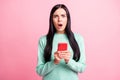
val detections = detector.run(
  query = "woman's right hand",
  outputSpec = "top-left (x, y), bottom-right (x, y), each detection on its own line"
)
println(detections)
top-left (54, 51), bottom-right (62, 64)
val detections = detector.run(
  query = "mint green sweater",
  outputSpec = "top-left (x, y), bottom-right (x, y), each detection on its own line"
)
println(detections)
top-left (36, 33), bottom-right (86, 80)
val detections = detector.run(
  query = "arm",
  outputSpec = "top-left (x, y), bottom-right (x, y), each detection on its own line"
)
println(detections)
top-left (36, 37), bottom-right (58, 76)
top-left (66, 34), bottom-right (86, 73)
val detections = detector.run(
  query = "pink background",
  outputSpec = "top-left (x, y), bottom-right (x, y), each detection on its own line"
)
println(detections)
top-left (0, 0), bottom-right (120, 80)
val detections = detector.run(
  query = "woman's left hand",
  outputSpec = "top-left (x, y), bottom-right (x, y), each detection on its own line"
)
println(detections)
top-left (60, 51), bottom-right (71, 64)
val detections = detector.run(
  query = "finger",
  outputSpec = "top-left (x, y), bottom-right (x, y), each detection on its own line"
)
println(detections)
top-left (61, 50), bottom-right (68, 53)
top-left (58, 54), bottom-right (63, 59)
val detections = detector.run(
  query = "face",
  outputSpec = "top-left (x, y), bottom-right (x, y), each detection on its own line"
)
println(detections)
top-left (53, 8), bottom-right (67, 34)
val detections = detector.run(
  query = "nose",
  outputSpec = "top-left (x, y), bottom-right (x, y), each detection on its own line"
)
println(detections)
top-left (58, 16), bottom-right (62, 22)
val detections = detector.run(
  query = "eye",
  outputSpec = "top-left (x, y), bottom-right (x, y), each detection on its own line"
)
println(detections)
top-left (53, 15), bottom-right (58, 18)
top-left (61, 14), bottom-right (66, 18)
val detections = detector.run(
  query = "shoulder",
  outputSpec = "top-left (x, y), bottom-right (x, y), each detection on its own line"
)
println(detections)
top-left (73, 33), bottom-right (84, 41)
top-left (39, 35), bottom-right (46, 40)
top-left (38, 35), bottom-right (47, 44)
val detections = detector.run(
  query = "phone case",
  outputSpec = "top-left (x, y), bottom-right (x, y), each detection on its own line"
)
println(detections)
top-left (58, 43), bottom-right (67, 51)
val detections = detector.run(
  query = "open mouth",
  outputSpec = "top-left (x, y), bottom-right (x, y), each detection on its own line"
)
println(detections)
top-left (58, 24), bottom-right (63, 27)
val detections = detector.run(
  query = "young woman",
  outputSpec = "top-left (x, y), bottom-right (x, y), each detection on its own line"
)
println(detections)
top-left (36, 4), bottom-right (86, 80)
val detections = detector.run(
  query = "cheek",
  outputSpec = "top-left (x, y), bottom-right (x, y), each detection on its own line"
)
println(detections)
top-left (64, 19), bottom-right (67, 25)
top-left (64, 18), bottom-right (67, 22)
top-left (53, 20), bottom-right (57, 25)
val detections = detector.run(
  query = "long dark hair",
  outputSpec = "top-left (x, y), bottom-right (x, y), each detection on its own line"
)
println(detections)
top-left (44, 4), bottom-right (80, 62)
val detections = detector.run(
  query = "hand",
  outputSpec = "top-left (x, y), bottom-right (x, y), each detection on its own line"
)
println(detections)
top-left (60, 51), bottom-right (71, 64)
top-left (54, 51), bottom-right (63, 64)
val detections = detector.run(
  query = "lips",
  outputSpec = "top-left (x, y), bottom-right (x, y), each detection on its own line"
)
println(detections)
top-left (58, 24), bottom-right (63, 26)
top-left (57, 24), bottom-right (63, 29)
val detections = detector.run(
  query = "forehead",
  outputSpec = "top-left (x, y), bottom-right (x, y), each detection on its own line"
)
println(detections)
top-left (53, 8), bottom-right (66, 15)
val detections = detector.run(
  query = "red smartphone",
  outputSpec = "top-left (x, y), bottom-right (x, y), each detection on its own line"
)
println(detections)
top-left (58, 43), bottom-right (67, 51)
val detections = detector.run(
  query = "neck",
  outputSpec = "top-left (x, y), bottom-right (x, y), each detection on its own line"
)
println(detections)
top-left (56, 31), bottom-right (65, 34)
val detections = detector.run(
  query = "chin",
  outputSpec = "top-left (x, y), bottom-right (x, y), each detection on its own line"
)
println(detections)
top-left (58, 29), bottom-right (64, 32)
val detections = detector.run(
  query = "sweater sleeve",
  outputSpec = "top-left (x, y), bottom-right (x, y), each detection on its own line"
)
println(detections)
top-left (36, 36), bottom-right (58, 76)
top-left (66, 33), bottom-right (86, 73)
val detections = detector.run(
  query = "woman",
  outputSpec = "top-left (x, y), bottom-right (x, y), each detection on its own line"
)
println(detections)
top-left (36, 4), bottom-right (86, 80)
